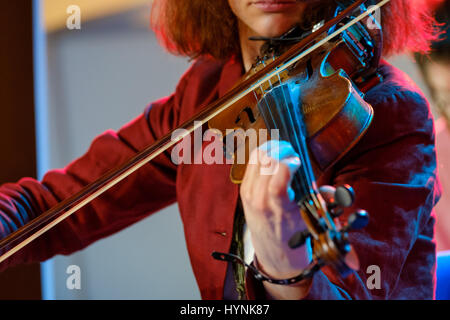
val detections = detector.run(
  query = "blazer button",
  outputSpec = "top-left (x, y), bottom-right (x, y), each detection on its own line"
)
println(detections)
top-left (215, 231), bottom-right (227, 237)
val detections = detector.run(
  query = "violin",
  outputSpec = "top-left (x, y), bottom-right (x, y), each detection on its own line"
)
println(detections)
top-left (0, 0), bottom-right (391, 283)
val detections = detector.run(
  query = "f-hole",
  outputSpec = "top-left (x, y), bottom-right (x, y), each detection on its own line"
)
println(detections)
top-left (235, 106), bottom-right (257, 124)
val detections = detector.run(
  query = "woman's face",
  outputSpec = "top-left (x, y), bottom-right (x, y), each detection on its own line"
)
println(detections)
top-left (227, 0), bottom-right (310, 38)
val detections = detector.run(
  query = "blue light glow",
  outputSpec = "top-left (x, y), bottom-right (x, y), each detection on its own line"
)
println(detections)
top-left (32, 0), bottom-right (55, 300)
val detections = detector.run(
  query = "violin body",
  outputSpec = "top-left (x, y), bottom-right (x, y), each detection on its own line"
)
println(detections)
top-left (209, 20), bottom-right (378, 183)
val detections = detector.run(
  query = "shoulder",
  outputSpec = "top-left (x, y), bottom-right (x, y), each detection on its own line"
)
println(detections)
top-left (167, 57), bottom-right (229, 123)
top-left (366, 60), bottom-right (427, 107)
top-left (332, 61), bottom-right (439, 188)
top-left (145, 57), bottom-right (228, 130)
top-left (363, 60), bottom-right (435, 142)
top-left (176, 57), bottom-right (226, 100)
top-left (335, 60), bottom-right (438, 176)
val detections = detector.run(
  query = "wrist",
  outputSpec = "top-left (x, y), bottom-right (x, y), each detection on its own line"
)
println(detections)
top-left (262, 277), bottom-right (313, 300)
top-left (252, 247), bottom-right (310, 279)
top-left (252, 255), bottom-right (314, 300)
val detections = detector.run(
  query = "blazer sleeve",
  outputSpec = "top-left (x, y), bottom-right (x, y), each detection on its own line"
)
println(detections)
top-left (0, 68), bottom-right (192, 271)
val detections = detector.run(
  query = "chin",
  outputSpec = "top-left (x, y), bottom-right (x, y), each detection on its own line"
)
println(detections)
top-left (254, 15), bottom-right (300, 38)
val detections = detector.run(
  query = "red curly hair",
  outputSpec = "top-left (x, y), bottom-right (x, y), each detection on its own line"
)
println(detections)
top-left (151, 0), bottom-right (439, 61)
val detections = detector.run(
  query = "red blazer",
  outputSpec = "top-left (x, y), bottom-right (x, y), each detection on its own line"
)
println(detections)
top-left (0, 56), bottom-right (441, 299)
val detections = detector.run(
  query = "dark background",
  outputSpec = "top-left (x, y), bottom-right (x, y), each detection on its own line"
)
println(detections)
top-left (0, 2), bottom-right (42, 299)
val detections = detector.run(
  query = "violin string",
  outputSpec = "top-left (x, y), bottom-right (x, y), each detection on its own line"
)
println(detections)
top-left (303, 199), bottom-right (321, 223)
top-left (264, 57), bottom-right (314, 216)
top-left (259, 60), bottom-right (281, 162)
top-left (272, 68), bottom-right (331, 227)
top-left (268, 57), bottom-right (311, 197)
top-left (273, 65), bottom-right (312, 203)
top-left (255, 60), bottom-right (284, 184)
top-left (262, 58), bottom-right (301, 196)
top-left (268, 57), bottom-right (325, 225)
top-left (271, 58), bottom-right (303, 193)
top-left (279, 84), bottom-right (318, 215)
top-left (258, 62), bottom-right (294, 195)
top-left (260, 57), bottom-right (319, 223)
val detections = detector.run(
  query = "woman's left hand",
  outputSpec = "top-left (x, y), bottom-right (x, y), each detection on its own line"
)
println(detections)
top-left (240, 140), bottom-right (312, 299)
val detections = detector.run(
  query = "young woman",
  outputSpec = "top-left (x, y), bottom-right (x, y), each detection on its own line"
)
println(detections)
top-left (0, 0), bottom-right (441, 299)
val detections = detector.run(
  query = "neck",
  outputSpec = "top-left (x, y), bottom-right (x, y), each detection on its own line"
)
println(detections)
top-left (238, 21), bottom-right (265, 72)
